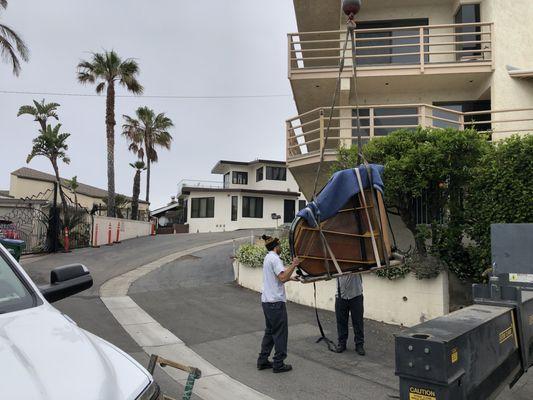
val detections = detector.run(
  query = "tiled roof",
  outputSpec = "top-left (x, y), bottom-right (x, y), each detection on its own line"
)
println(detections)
top-left (11, 167), bottom-right (149, 204)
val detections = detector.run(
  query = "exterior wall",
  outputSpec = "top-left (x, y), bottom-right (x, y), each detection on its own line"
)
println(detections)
top-left (483, 0), bottom-right (533, 139)
top-left (234, 260), bottom-right (449, 327)
top-left (217, 163), bottom-right (304, 194)
top-left (92, 216), bottom-right (152, 246)
top-left (186, 191), bottom-right (303, 233)
top-left (9, 175), bottom-right (149, 213)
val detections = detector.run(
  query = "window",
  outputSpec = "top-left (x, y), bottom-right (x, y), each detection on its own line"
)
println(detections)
top-left (433, 100), bottom-right (491, 131)
top-left (299, 200), bottom-right (307, 211)
top-left (191, 197), bottom-right (215, 218)
top-left (284, 200), bottom-right (296, 223)
top-left (455, 4), bottom-right (481, 61)
top-left (256, 167), bottom-right (263, 182)
top-left (223, 173), bottom-right (230, 188)
top-left (266, 166), bottom-right (287, 181)
top-left (232, 171), bottom-right (248, 185)
top-left (353, 107), bottom-right (419, 138)
top-left (231, 196), bottom-right (238, 221)
top-left (356, 19), bottom-right (429, 66)
top-left (242, 196), bottom-right (263, 218)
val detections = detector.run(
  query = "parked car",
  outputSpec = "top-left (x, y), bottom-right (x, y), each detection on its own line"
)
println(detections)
top-left (0, 244), bottom-right (161, 400)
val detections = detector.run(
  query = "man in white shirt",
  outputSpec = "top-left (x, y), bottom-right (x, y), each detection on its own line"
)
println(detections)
top-left (257, 235), bottom-right (300, 373)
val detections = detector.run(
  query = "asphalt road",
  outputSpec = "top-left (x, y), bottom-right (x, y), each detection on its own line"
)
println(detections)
top-left (21, 232), bottom-right (533, 400)
top-left (21, 231), bottom-right (250, 399)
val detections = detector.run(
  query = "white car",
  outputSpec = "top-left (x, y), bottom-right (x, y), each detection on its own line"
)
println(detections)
top-left (0, 244), bottom-right (161, 400)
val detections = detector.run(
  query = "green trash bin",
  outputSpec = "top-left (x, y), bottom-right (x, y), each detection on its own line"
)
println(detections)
top-left (0, 238), bottom-right (25, 261)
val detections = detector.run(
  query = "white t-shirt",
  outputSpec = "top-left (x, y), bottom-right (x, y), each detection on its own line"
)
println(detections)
top-left (261, 251), bottom-right (286, 303)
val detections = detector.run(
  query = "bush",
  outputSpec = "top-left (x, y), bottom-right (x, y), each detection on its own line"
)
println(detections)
top-left (462, 135), bottom-right (533, 280)
top-left (236, 238), bottom-right (292, 267)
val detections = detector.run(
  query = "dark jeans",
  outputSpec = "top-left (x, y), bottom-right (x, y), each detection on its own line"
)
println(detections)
top-left (258, 302), bottom-right (288, 368)
top-left (335, 295), bottom-right (364, 346)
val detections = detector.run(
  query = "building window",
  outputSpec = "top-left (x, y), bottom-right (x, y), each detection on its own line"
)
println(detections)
top-left (242, 196), bottom-right (263, 218)
top-left (455, 4), bottom-right (481, 61)
top-left (298, 200), bottom-right (307, 211)
top-left (353, 107), bottom-right (419, 138)
top-left (266, 166), bottom-right (287, 181)
top-left (433, 100), bottom-right (491, 132)
top-left (231, 196), bottom-right (238, 221)
top-left (256, 167), bottom-right (263, 182)
top-left (232, 171), bottom-right (248, 185)
top-left (223, 173), bottom-right (230, 189)
top-left (191, 197), bottom-right (215, 218)
top-left (356, 19), bottom-right (429, 66)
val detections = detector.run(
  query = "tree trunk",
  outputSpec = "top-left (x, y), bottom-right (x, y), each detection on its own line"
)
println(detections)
top-left (132, 170), bottom-right (141, 220)
top-left (145, 158), bottom-right (151, 203)
top-left (51, 158), bottom-right (68, 222)
top-left (105, 81), bottom-right (116, 217)
top-left (38, 119), bottom-right (46, 132)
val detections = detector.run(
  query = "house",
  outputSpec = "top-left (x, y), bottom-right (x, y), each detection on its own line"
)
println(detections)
top-left (9, 167), bottom-right (150, 219)
top-left (287, 0), bottom-right (533, 198)
top-left (178, 160), bottom-right (307, 233)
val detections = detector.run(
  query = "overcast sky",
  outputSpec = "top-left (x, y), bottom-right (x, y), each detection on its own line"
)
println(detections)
top-left (0, 0), bottom-right (297, 209)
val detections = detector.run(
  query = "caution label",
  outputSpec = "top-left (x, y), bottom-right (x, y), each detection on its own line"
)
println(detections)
top-left (499, 326), bottom-right (514, 344)
top-left (451, 348), bottom-right (459, 364)
top-left (509, 273), bottom-right (533, 283)
top-left (409, 387), bottom-right (436, 400)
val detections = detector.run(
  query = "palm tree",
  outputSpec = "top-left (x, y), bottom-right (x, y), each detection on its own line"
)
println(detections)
top-left (17, 99), bottom-right (60, 131)
top-left (77, 50), bottom-right (143, 217)
top-left (0, 0), bottom-right (29, 76)
top-left (26, 124), bottom-right (70, 212)
top-left (129, 161), bottom-right (146, 220)
top-left (122, 106), bottom-right (173, 203)
top-left (66, 175), bottom-right (79, 207)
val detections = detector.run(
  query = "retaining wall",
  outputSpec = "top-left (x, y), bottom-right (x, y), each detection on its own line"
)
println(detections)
top-left (234, 261), bottom-right (449, 327)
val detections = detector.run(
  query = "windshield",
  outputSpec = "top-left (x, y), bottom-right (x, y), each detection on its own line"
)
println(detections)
top-left (0, 252), bottom-right (36, 314)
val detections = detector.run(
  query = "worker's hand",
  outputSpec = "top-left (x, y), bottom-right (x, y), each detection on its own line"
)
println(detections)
top-left (291, 257), bottom-right (301, 267)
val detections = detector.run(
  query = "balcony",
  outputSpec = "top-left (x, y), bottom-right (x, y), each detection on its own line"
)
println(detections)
top-left (288, 22), bottom-right (493, 80)
top-left (286, 104), bottom-right (533, 197)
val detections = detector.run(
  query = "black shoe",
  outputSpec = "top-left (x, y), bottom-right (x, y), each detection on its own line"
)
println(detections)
top-left (355, 345), bottom-right (366, 356)
top-left (257, 360), bottom-right (273, 370)
top-left (273, 364), bottom-right (293, 373)
top-left (335, 343), bottom-right (347, 353)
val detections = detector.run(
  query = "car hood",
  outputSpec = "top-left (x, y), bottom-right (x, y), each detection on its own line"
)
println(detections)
top-left (0, 304), bottom-right (150, 400)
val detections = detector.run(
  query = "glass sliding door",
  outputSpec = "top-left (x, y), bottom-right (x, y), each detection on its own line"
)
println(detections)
top-left (356, 19), bottom-right (429, 66)
top-left (455, 4), bottom-right (481, 61)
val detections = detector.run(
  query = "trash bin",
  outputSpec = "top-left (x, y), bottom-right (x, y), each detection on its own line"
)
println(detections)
top-left (0, 238), bottom-right (25, 261)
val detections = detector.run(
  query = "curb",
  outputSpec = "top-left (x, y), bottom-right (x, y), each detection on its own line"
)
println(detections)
top-left (100, 237), bottom-right (275, 400)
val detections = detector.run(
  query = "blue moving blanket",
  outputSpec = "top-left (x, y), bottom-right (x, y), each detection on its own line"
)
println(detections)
top-left (297, 164), bottom-right (385, 227)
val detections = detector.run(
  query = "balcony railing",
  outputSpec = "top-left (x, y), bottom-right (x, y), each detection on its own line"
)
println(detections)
top-left (286, 104), bottom-right (533, 161)
top-left (177, 179), bottom-right (223, 193)
top-left (288, 22), bottom-right (493, 76)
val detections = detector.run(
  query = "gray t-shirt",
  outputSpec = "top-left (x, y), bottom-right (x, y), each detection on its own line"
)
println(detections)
top-left (261, 251), bottom-right (286, 303)
top-left (336, 274), bottom-right (363, 300)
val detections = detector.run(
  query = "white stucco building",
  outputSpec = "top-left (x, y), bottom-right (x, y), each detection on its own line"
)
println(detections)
top-left (287, 0), bottom-right (533, 198)
top-left (179, 160), bottom-right (306, 233)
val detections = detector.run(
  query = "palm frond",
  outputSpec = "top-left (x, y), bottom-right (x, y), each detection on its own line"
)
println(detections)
top-left (17, 104), bottom-right (37, 117)
top-left (0, 22), bottom-right (29, 76)
top-left (95, 81), bottom-right (106, 94)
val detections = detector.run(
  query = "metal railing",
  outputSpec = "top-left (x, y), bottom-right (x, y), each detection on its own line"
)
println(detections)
top-left (288, 22), bottom-right (493, 75)
top-left (286, 104), bottom-right (533, 160)
top-left (177, 179), bottom-right (223, 193)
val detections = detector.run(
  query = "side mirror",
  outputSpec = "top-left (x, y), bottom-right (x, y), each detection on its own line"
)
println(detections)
top-left (39, 264), bottom-right (93, 303)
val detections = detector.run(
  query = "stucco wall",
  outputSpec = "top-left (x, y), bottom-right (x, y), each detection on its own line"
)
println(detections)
top-left (235, 261), bottom-right (449, 327)
top-left (92, 216), bottom-right (152, 246)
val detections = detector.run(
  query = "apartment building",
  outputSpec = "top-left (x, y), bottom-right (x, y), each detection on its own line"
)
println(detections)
top-left (179, 160), bottom-right (306, 233)
top-left (287, 0), bottom-right (533, 198)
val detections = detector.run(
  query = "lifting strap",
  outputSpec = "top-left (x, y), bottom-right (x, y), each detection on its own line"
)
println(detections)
top-left (354, 168), bottom-right (382, 269)
top-left (313, 282), bottom-right (338, 352)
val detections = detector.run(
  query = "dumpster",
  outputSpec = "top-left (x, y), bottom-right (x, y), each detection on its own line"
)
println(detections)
top-left (0, 238), bottom-right (25, 261)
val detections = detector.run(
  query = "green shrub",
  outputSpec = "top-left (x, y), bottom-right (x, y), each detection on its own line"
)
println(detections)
top-left (236, 238), bottom-right (292, 268)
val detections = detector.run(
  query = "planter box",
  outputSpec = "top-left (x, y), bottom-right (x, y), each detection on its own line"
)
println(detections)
top-left (234, 261), bottom-right (449, 327)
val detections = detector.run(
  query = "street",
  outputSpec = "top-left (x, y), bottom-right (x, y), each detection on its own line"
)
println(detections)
top-left (22, 233), bottom-right (533, 400)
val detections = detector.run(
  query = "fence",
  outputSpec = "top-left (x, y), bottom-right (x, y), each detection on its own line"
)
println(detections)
top-left (91, 216), bottom-right (152, 247)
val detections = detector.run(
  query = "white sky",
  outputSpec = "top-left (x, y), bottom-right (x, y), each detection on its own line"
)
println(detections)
top-left (0, 0), bottom-right (298, 209)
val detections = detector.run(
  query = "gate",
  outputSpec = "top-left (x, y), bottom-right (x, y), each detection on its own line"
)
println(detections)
top-left (0, 204), bottom-right (50, 254)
